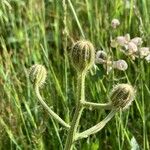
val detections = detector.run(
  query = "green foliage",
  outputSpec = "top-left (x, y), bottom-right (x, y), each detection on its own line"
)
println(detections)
top-left (0, 0), bottom-right (150, 149)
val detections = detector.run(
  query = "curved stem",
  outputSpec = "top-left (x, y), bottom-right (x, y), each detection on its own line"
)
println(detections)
top-left (35, 84), bottom-right (70, 129)
top-left (64, 72), bottom-right (86, 150)
top-left (75, 109), bottom-right (118, 141)
top-left (81, 101), bottom-right (112, 110)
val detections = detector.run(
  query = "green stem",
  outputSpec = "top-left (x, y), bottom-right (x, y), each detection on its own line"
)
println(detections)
top-left (35, 84), bottom-right (70, 129)
top-left (75, 109), bottom-right (118, 141)
top-left (81, 101), bottom-right (112, 110)
top-left (64, 72), bottom-right (86, 150)
top-left (67, 0), bottom-right (85, 38)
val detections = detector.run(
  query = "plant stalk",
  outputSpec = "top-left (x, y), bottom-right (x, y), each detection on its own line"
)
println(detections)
top-left (81, 101), bottom-right (112, 110)
top-left (35, 84), bottom-right (70, 129)
top-left (64, 72), bottom-right (86, 150)
top-left (75, 109), bottom-right (118, 141)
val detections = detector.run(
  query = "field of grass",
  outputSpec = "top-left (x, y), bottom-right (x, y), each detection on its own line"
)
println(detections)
top-left (0, 0), bottom-right (150, 149)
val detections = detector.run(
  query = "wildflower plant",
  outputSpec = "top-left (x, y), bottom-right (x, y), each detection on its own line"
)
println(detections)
top-left (29, 40), bottom-right (135, 150)
top-left (110, 18), bottom-right (150, 63)
top-left (111, 34), bottom-right (150, 61)
top-left (95, 50), bottom-right (128, 74)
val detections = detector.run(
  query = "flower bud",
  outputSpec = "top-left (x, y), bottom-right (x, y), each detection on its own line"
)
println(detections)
top-left (29, 64), bottom-right (47, 87)
top-left (71, 40), bottom-right (95, 72)
top-left (110, 84), bottom-right (135, 110)
top-left (113, 60), bottom-right (128, 71)
top-left (111, 19), bottom-right (120, 29)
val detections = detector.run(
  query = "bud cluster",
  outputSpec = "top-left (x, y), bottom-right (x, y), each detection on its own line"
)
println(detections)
top-left (95, 50), bottom-right (128, 74)
top-left (111, 34), bottom-right (150, 62)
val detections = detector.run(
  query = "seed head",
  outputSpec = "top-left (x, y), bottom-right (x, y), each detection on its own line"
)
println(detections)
top-left (110, 84), bottom-right (135, 110)
top-left (71, 40), bottom-right (95, 72)
top-left (29, 64), bottom-right (47, 87)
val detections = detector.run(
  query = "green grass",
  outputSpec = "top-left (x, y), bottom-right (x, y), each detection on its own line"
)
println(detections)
top-left (0, 0), bottom-right (150, 149)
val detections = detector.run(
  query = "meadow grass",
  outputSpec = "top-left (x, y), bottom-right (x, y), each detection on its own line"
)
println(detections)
top-left (0, 0), bottom-right (150, 149)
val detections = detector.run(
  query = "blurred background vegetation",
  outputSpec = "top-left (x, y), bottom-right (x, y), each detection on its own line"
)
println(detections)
top-left (0, 0), bottom-right (150, 149)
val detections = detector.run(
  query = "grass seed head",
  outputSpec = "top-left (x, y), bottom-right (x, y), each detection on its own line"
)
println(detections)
top-left (71, 40), bottom-right (95, 73)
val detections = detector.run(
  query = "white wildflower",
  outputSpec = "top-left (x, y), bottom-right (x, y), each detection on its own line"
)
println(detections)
top-left (113, 60), bottom-right (128, 71)
top-left (145, 54), bottom-right (150, 63)
top-left (111, 19), bottom-right (120, 29)
top-left (95, 50), bottom-right (107, 64)
top-left (128, 42), bottom-right (138, 54)
top-left (131, 37), bottom-right (143, 46)
top-left (116, 36), bottom-right (128, 46)
top-left (139, 47), bottom-right (150, 58)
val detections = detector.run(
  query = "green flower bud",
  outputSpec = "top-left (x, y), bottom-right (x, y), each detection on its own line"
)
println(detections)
top-left (71, 40), bottom-right (95, 72)
top-left (29, 64), bottom-right (47, 87)
top-left (110, 84), bottom-right (135, 110)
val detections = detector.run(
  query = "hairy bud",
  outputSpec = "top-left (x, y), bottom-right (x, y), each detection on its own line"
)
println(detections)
top-left (71, 40), bottom-right (95, 72)
top-left (110, 84), bottom-right (135, 110)
top-left (29, 64), bottom-right (47, 87)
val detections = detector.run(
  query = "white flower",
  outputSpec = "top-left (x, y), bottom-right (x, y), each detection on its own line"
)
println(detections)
top-left (95, 50), bottom-right (107, 64)
top-left (111, 19), bottom-right (120, 28)
top-left (145, 54), bottom-right (150, 63)
top-left (116, 36), bottom-right (128, 46)
top-left (131, 37), bottom-right (143, 46)
top-left (128, 42), bottom-right (138, 54)
top-left (113, 60), bottom-right (128, 71)
top-left (96, 50), bottom-right (107, 60)
top-left (139, 47), bottom-right (150, 58)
